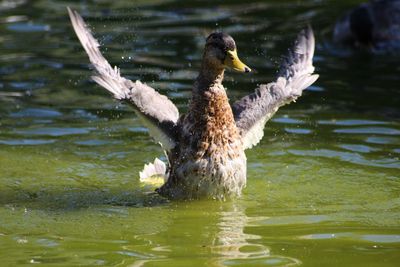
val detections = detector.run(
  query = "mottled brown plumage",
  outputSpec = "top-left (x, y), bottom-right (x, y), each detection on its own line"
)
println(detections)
top-left (158, 66), bottom-right (246, 199)
top-left (68, 8), bottom-right (318, 200)
top-left (156, 35), bottom-right (248, 199)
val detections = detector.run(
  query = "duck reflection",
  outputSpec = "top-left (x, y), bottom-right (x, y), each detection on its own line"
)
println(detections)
top-left (208, 203), bottom-right (301, 267)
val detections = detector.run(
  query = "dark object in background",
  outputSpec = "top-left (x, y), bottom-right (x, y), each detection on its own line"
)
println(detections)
top-left (333, 0), bottom-right (400, 52)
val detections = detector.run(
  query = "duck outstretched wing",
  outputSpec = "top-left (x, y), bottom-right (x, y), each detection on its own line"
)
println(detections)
top-left (232, 27), bottom-right (318, 150)
top-left (68, 8), bottom-right (179, 151)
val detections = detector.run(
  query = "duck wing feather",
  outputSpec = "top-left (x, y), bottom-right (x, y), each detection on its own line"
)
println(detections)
top-left (68, 7), bottom-right (179, 151)
top-left (232, 27), bottom-right (318, 149)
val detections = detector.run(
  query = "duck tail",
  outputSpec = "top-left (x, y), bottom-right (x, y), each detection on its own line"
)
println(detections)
top-left (139, 158), bottom-right (167, 186)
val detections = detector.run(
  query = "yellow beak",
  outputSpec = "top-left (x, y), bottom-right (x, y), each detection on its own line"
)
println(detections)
top-left (224, 49), bottom-right (251, 73)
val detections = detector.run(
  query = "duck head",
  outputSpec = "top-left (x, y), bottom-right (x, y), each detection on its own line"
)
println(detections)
top-left (203, 32), bottom-right (251, 73)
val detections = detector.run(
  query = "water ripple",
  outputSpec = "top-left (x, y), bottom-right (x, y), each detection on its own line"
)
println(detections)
top-left (288, 149), bottom-right (400, 169)
top-left (298, 232), bottom-right (400, 244)
top-left (7, 23), bottom-right (50, 32)
top-left (10, 108), bottom-right (62, 118)
top-left (15, 127), bottom-right (92, 137)
top-left (338, 144), bottom-right (380, 153)
top-left (74, 139), bottom-right (122, 146)
top-left (272, 116), bottom-right (305, 125)
top-left (334, 127), bottom-right (400, 135)
top-left (285, 128), bottom-right (312, 135)
top-left (0, 139), bottom-right (55, 145)
top-left (365, 136), bottom-right (400, 145)
top-left (318, 119), bottom-right (390, 126)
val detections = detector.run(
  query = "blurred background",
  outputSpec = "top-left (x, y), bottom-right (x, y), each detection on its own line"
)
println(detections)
top-left (0, 0), bottom-right (399, 266)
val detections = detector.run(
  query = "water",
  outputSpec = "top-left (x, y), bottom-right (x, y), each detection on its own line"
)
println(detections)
top-left (0, 0), bottom-right (399, 266)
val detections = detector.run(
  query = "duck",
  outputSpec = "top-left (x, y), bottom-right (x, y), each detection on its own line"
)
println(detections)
top-left (333, 0), bottom-right (400, 52)
top-left (67, 8), bottom-right (318, 200)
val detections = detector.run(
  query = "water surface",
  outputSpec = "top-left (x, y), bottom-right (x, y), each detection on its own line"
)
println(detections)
top-left (0, 0), bottom-right (399, 266)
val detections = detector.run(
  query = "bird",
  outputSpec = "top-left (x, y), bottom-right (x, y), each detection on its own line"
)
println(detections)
top-left (333, 0), bottom-right (400, 52)
top-left (67, 7), bottom-right (318, 200)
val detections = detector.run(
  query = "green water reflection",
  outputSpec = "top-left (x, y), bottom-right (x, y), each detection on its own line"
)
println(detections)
top-left (0, 0), bottom-right (399, 266)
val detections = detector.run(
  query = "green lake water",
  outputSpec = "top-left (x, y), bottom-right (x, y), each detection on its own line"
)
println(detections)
top-left (0, 0), bottom-right (399, 266)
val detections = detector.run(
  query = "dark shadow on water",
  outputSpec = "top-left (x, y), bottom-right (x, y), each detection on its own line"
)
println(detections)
top-left (0, 186), bottom-right (169, 211)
